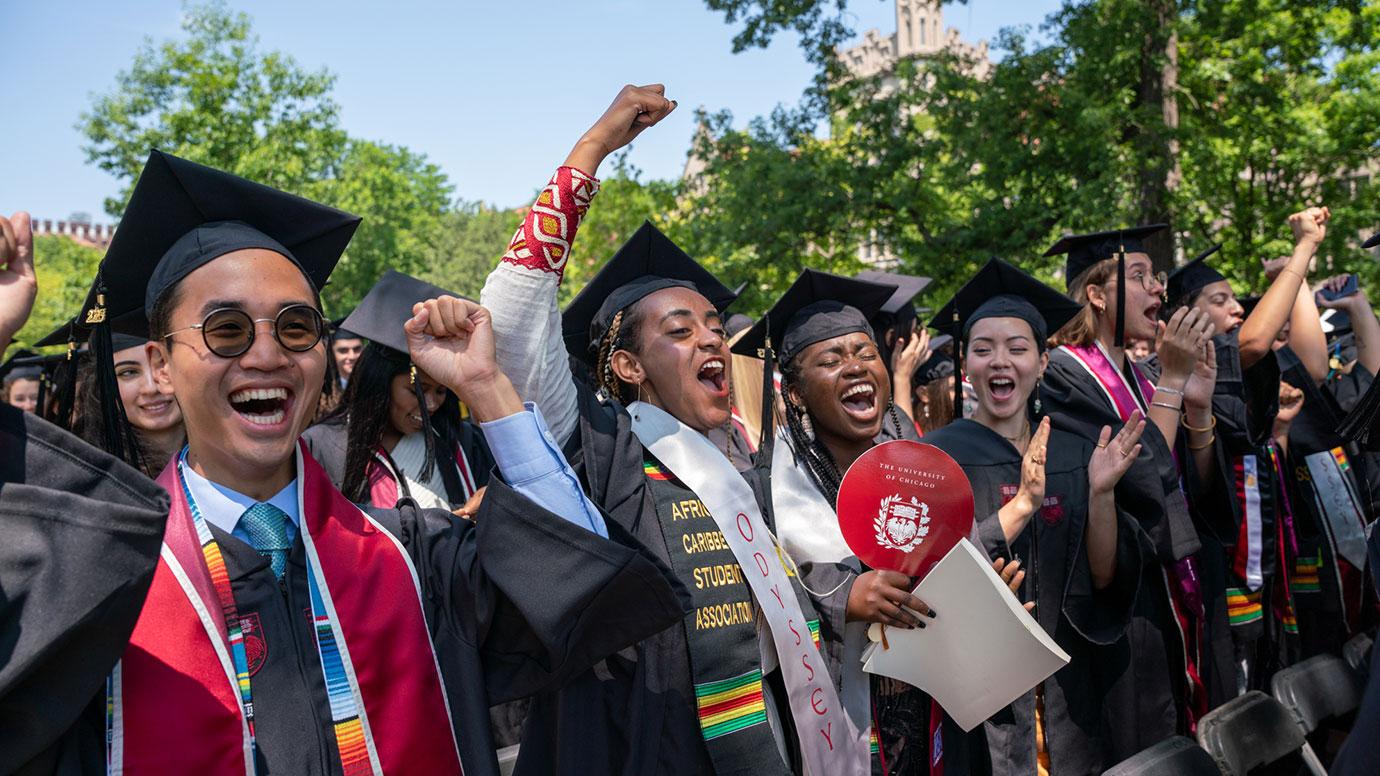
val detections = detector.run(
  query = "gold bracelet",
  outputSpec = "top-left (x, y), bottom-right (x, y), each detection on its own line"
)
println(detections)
top-left (1151, 400), bottom-right (1182, 412)
top-left (1181, 414), bottom-right (1217, 433)
top-left (1188, 433), bottom-right (1216, 450)
top-left (1279, 267), bottom-right (1306, 283)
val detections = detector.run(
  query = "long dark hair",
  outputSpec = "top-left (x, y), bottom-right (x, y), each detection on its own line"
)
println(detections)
top-left (336, 341), bottom-right (465, 504)
top-left (71, 351), bottom-right (151, 474)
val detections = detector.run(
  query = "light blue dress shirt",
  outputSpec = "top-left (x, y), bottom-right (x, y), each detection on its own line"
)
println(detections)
top-left (181, 459), bottom-right (300, 545)
top-left (181, 403), bottom-right (605, 541)
top-left (478, 402), bottom-right (608, 538)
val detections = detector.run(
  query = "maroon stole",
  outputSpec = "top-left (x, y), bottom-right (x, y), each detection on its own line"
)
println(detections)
top-left (111, 443), bottom-right (464, 774)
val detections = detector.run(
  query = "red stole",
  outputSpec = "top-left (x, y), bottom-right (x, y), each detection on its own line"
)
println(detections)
top-left (114, 444), bottom-right (464, 774)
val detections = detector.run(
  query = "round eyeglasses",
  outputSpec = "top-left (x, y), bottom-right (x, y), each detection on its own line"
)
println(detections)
top-left (1128, 269), bottom-right (1168, 293)
top-left (163, 304), bottom-right (325, 358)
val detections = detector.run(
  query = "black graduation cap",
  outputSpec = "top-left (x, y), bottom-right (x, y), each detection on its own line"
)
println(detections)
top-left (929, 258), bottom-right (1085, 413)
top-left (340, 271), bottom-right (462, 355)
top-left (855, 270), bottom-right (931, 317)
top-left (1, 350), bottom-right (42, 385)
top-left (77, 150), bottom-right (361, 465)
top-left (1364, 232), bottom-right (1380, 250)
top-left (561, 220), bottom-right (736, 365)
top-left (725, 313), bottom-right (754, 338)
top-left (1166, 244), bottom-right (1227, 309)
top-left (84, 150), bottom-right (361, 337)
top-left (1044, 223), bottom-right (1167, 347)
top-left (730, 269), bottom-right (898, 364)
top-left (330, 316), bottom-right (363, 342)
top-left (913, 335), bottom-right (955, 387)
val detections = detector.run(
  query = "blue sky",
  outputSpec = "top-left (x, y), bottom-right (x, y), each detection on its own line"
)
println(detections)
top-left (1, 0), bottom-right (1062, 223)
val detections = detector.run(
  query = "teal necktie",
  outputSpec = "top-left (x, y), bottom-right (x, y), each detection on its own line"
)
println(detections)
top-left (240, 502), bottom-right (292, 579)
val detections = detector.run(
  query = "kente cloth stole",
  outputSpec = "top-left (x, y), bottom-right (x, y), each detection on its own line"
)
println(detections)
top-left (108, 443), bottom-right (463, 775)
top-left (630, 402), bottom-right (870, 776)
top-left (643, 456), bottom-right (795, 775)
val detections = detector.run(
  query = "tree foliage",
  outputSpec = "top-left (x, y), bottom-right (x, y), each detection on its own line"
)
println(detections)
top-left (12, 236), bottom-right (104, 349)
top-left (696, 0), bottom-right (1380, 306)
top-left (77, 1), bottom-right (454, 317)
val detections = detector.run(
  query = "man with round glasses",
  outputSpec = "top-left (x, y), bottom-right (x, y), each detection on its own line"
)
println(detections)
top-left (6, 81), bottom-right (686, 776)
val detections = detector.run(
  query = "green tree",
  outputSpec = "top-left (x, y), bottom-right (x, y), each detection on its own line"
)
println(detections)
top-left (697, 0), bottom-right (1380, 303)
top-left (419, 202), bottom-right (523, 300)
top-left (319, 140), bottom-right (454, 313)
top-left (79, 1), bottom-right (346, 215)
top-left (12, 235), bottom-right (104, 349)
top-left (78, 1), bottom-right (456, 315)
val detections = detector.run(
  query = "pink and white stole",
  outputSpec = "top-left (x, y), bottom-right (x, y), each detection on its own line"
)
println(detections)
top-left (366, 444), bottom-right (479, 509)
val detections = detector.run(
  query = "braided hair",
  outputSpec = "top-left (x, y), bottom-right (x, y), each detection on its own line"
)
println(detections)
top-left (594, 303), bottom-right (649, 404)
top-left (780, 358), bottom-right (847, 504)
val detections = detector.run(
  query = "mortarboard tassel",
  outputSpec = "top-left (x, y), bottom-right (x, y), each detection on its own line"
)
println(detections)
top-left (55, 339), bottom-right (80, 430)
top-left (87, 284), bottom-right (144, 468)
top-left (1114, 237), bottom-right (1127, 348)
top-left (754, 314), bottom-right (777, 477)
top-left (952, 307), bottom-right (963, 420)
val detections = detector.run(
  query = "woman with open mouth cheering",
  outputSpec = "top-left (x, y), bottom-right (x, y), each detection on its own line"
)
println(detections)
top-left (481, 86), bottom-right (865, 776)
top-left (922, 258), bottom-right (1145, 776)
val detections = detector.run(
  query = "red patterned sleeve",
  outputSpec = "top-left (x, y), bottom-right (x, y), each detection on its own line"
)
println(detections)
top-left (499, 166), bottom-right (600, 283)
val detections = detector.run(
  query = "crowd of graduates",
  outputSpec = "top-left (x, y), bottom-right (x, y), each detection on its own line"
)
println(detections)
top-left (3, 83), bottom-right (1380, 776)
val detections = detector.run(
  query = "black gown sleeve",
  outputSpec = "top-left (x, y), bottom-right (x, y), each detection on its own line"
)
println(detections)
top-left (412, 476), bottom-right (688, 705)
top-left (1061, 504), bottom-right (1143, 646)
top-left (0, 406), bottom-right (169, 775)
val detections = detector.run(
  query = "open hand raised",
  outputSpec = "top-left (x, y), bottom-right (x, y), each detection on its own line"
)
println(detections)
top-left (1089, 410), bottom-right (1146, 495)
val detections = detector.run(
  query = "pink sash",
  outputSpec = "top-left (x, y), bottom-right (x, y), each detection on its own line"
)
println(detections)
top-left (114, 444), bottom-right (464, 774)
top-left (1058, 343), bottom-right (1154, 422)
top-left (366, 445), bottom-right (478, 509)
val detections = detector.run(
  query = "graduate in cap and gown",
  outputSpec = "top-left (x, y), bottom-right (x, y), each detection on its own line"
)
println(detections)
top-left (911, 335), bottom-right (956, 435)
top-left (1039, 224), bottom-right (1217, 753)
top-left (921, 259), bottom-right (1145, 776)
top-left (303, 271), bottom-right (492, 514)
top-left (73, 330), bottom-right (185, 478)
top-left (739, 268), bottom-right (1034, 776)
top-left (50, 148), bottom-right (683, 776)
top-left (1140, 212), bottom-right (1329, 695)
top-left (35, 311), bottom-right (187, 477)
top-left (481, 85), bottom-right (867, 776)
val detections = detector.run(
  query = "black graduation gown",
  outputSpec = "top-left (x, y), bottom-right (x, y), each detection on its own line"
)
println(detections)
top-left (5, 432), bottom-right (684, 775)
top-left (302, 413), bottom-right (495, 505)
top-left (1277, 346), bottom-right (1379, 656)
top-left (1329, 524), bottom-right (1380, 776)
top-left (1038, 348), bottom-right (1194, 758)
top-left (1142, 334), bottom-right (1283, 702)
top-left (513, 382), bottom-right (851, 776)
top-left (0, 405), bottom-right (170, 776)
top-left (923, 420), bottom-right (1142, 776)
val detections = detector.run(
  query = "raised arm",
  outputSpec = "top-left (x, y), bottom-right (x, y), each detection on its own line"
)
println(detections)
top-left (480, 85), bottom-right (677, 446)
top-left (1319, 275), bottom-right (1380, 377)
top-left (0, 212), bottom-right (36, 356)
top-left (1247, 208), bottom-right (1330, 376)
